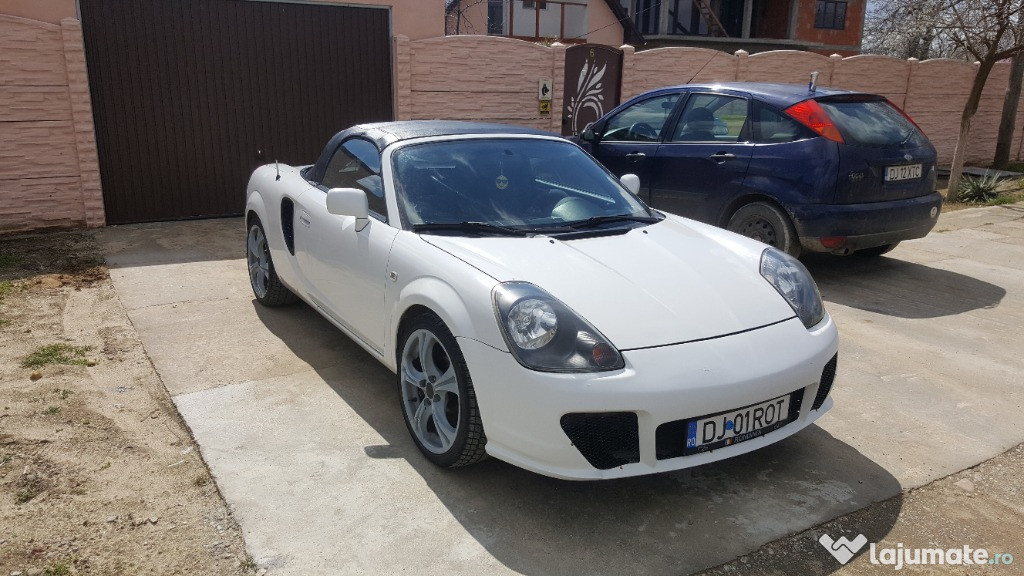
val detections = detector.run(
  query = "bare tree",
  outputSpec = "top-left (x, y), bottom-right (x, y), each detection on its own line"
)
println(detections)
top-left (863, 0), bottom-right (951, 59)
top-left (864, 0), bottom-right (1024, 197)
top-left (446, 0), bottom-right (489, 36)
top-left (994, 53), bottom-right (1024, 169)
top-left (943, 0), bottom-right (1024, 194)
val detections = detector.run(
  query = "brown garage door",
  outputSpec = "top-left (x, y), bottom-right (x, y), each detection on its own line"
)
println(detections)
top-left (80, 0), bottom-right (393, 224)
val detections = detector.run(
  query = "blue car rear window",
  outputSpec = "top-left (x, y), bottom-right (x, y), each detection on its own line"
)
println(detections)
top-left (819, 100), bottom-right (927, 148)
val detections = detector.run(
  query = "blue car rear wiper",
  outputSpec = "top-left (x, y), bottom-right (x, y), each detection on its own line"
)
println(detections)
top-left (568, 214), bottom-right (661, 230)
top-left (411, 222), bottom-right (530, 236)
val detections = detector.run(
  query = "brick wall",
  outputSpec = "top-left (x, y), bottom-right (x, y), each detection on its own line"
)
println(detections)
top-left (0, 14), bottom-right (103, 233)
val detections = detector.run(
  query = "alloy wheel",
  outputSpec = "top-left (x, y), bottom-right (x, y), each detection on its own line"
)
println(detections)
top-left (400, 328), bottom-right (462, 454)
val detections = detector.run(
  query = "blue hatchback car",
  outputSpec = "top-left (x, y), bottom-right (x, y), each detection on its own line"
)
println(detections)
top-left (577, 82), bottom-right (943, 257)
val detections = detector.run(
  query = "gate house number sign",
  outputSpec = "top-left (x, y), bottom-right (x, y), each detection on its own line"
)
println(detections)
top-left (539, 78), bottom-right (552, 113)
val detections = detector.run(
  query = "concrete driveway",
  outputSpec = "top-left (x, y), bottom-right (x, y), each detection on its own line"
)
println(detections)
top-left (95, 204), bottom-right (1024, 575)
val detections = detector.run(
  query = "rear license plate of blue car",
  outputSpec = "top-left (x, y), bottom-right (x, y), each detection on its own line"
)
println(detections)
top-left (684, 391), bottom-right (800, 455)
top-left (885, 164), bottom-right (922, 181)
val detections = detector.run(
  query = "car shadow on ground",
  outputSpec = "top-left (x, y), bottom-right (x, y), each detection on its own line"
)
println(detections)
top-left (253, 300), bottom-right (903, 575)
top-left (803, 254), bottom-right (1005, 319)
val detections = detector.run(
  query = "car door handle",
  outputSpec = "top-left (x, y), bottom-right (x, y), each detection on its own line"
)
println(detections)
top-left (625, 152), bottom-right (646, 161)
top-left (299, 213), bottom-right (311, 227)
top-left (709, 152), bottom-right (736, 163)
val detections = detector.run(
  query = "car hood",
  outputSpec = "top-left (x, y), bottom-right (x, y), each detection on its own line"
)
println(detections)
top-left (421, 217), bottom-right (798, 350)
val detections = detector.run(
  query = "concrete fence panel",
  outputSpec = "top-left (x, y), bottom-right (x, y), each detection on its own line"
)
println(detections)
top-left (831, 54), bottom-right (910, 108)
top-left (964, 62), bottom-right (1022, 165)
top-left (904, 59), bottom-right (977, 164)
top-left (404, 35), bottom-right (557, 131)
top-left (628, 47), bottom-right (737, 100)
top-left (742, 50), bottom-right (834, 85)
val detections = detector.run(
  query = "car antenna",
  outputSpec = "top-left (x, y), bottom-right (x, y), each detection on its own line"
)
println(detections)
top-left (808, 71), bottom-right (819, 94)
top-left (275, 160), bottom-right (281, 181)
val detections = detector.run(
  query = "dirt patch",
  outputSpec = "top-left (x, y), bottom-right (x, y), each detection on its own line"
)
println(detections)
top-left (0, 231), bottom-right (258, 575)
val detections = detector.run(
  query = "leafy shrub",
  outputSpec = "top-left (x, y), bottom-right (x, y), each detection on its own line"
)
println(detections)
top-left (957, 172), bottom-right (1002, 203)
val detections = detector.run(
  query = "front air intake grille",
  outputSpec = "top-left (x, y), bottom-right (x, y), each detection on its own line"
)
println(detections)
top-left (560, 412), bottom-right (640, 470)
top-left (813, 353), bottom-right (838, 410)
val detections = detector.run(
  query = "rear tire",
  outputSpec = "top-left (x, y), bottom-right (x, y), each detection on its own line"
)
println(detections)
top-left (246, 216), bottom-right (297, 306)
top-left (855, 242), bottom-right (900, 257)
top-left (727, 202), bottom-right (801, 258)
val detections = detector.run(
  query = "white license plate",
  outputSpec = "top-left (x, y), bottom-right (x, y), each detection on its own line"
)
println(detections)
top-left (885, 164), bottom-right (922, 181)
top-left (686, 393), bottom-right (792, 452)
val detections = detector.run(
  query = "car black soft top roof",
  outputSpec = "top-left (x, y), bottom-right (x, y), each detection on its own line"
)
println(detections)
top-left (307, 120), bottom-right (558, 184)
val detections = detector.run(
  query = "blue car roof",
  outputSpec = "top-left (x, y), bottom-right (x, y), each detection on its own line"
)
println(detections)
top-left (640, 82), bottom-right (871, 107)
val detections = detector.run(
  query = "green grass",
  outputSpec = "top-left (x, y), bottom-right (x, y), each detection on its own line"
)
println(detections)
top-left (21, 343), bottom-right (93, 368)
top-left (15, 487), bottom-right (38, 504)
top-left (0, 252), bottom-right (24, 270)
top-left (44, 562), bottom-right (72, 576)
top-left (44, 406), bottom-right (61, 415)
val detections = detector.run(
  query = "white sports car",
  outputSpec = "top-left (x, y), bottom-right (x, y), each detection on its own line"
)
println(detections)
top-left (245, 121), bottom-right (839, 480)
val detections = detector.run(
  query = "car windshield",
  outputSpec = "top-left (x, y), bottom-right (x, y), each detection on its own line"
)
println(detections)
top-left (818, 99), bottom-right (927, 148)
top-left (391, 138), bottom-right (653, 233)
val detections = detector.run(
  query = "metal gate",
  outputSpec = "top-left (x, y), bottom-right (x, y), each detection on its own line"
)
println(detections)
top-left (80, 0), bottom-right (393, 223)
top-left (561, 44), bottom-right (623, 136)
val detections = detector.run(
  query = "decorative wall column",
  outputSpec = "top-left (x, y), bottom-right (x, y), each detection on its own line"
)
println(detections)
top-left (619, 43), bottom-right (636, 102)
top-left (735, 49), bottom-right (749, 81)
top-left (60, 17), bottom-right (104, 227)
top-left (394, 35), bottom-right (412, 120)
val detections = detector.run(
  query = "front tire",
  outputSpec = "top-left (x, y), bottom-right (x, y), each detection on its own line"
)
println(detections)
top-left (398, 313), bottom-right (486, 468)
top-left (246, 216), bottom-right (297, 306)
top-left (727, 202), bottom-right (801, 258)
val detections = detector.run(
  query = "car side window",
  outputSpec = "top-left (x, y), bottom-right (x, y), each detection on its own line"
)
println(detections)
top-left (602, 94), bottom-right (680, 142)
top-left (752, 104), bottom-right (805, 143)
top-left (670, 94), bottom-right (748, 143)
top-left (321, 138), bottom-right (387, 219)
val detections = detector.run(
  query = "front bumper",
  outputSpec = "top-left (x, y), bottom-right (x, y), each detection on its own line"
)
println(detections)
top-left (791, 192), bottom-right (943, 254)
top-left (460, 315), bottom-right (839, 480)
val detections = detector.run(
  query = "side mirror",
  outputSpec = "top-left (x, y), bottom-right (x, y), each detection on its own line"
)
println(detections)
top-left (580, 122), bottom-right (598, 142)
top-left (326, 187), bottom-right (369, 231)
top-left (620, 174), bottom-right (641, 196)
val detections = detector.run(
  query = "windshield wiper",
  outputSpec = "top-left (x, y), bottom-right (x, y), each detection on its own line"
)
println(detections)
top-left (411, 222), bottom-right (530, 236)
top-left (567, 213), bottom-right (661, 230)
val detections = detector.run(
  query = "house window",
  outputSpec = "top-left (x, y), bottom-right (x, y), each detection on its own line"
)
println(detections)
top-left (488, 0), bottom-right (506, 34)
top-left (633, 0), bottom-right (661, 36)
top-left (814, 0), bottom-right (847, 30)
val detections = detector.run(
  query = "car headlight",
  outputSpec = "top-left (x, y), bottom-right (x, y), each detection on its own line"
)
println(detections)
top-left (493, 282), bottom-right (624, 372)
top-left (760, 248), bottom-right (825, 329)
